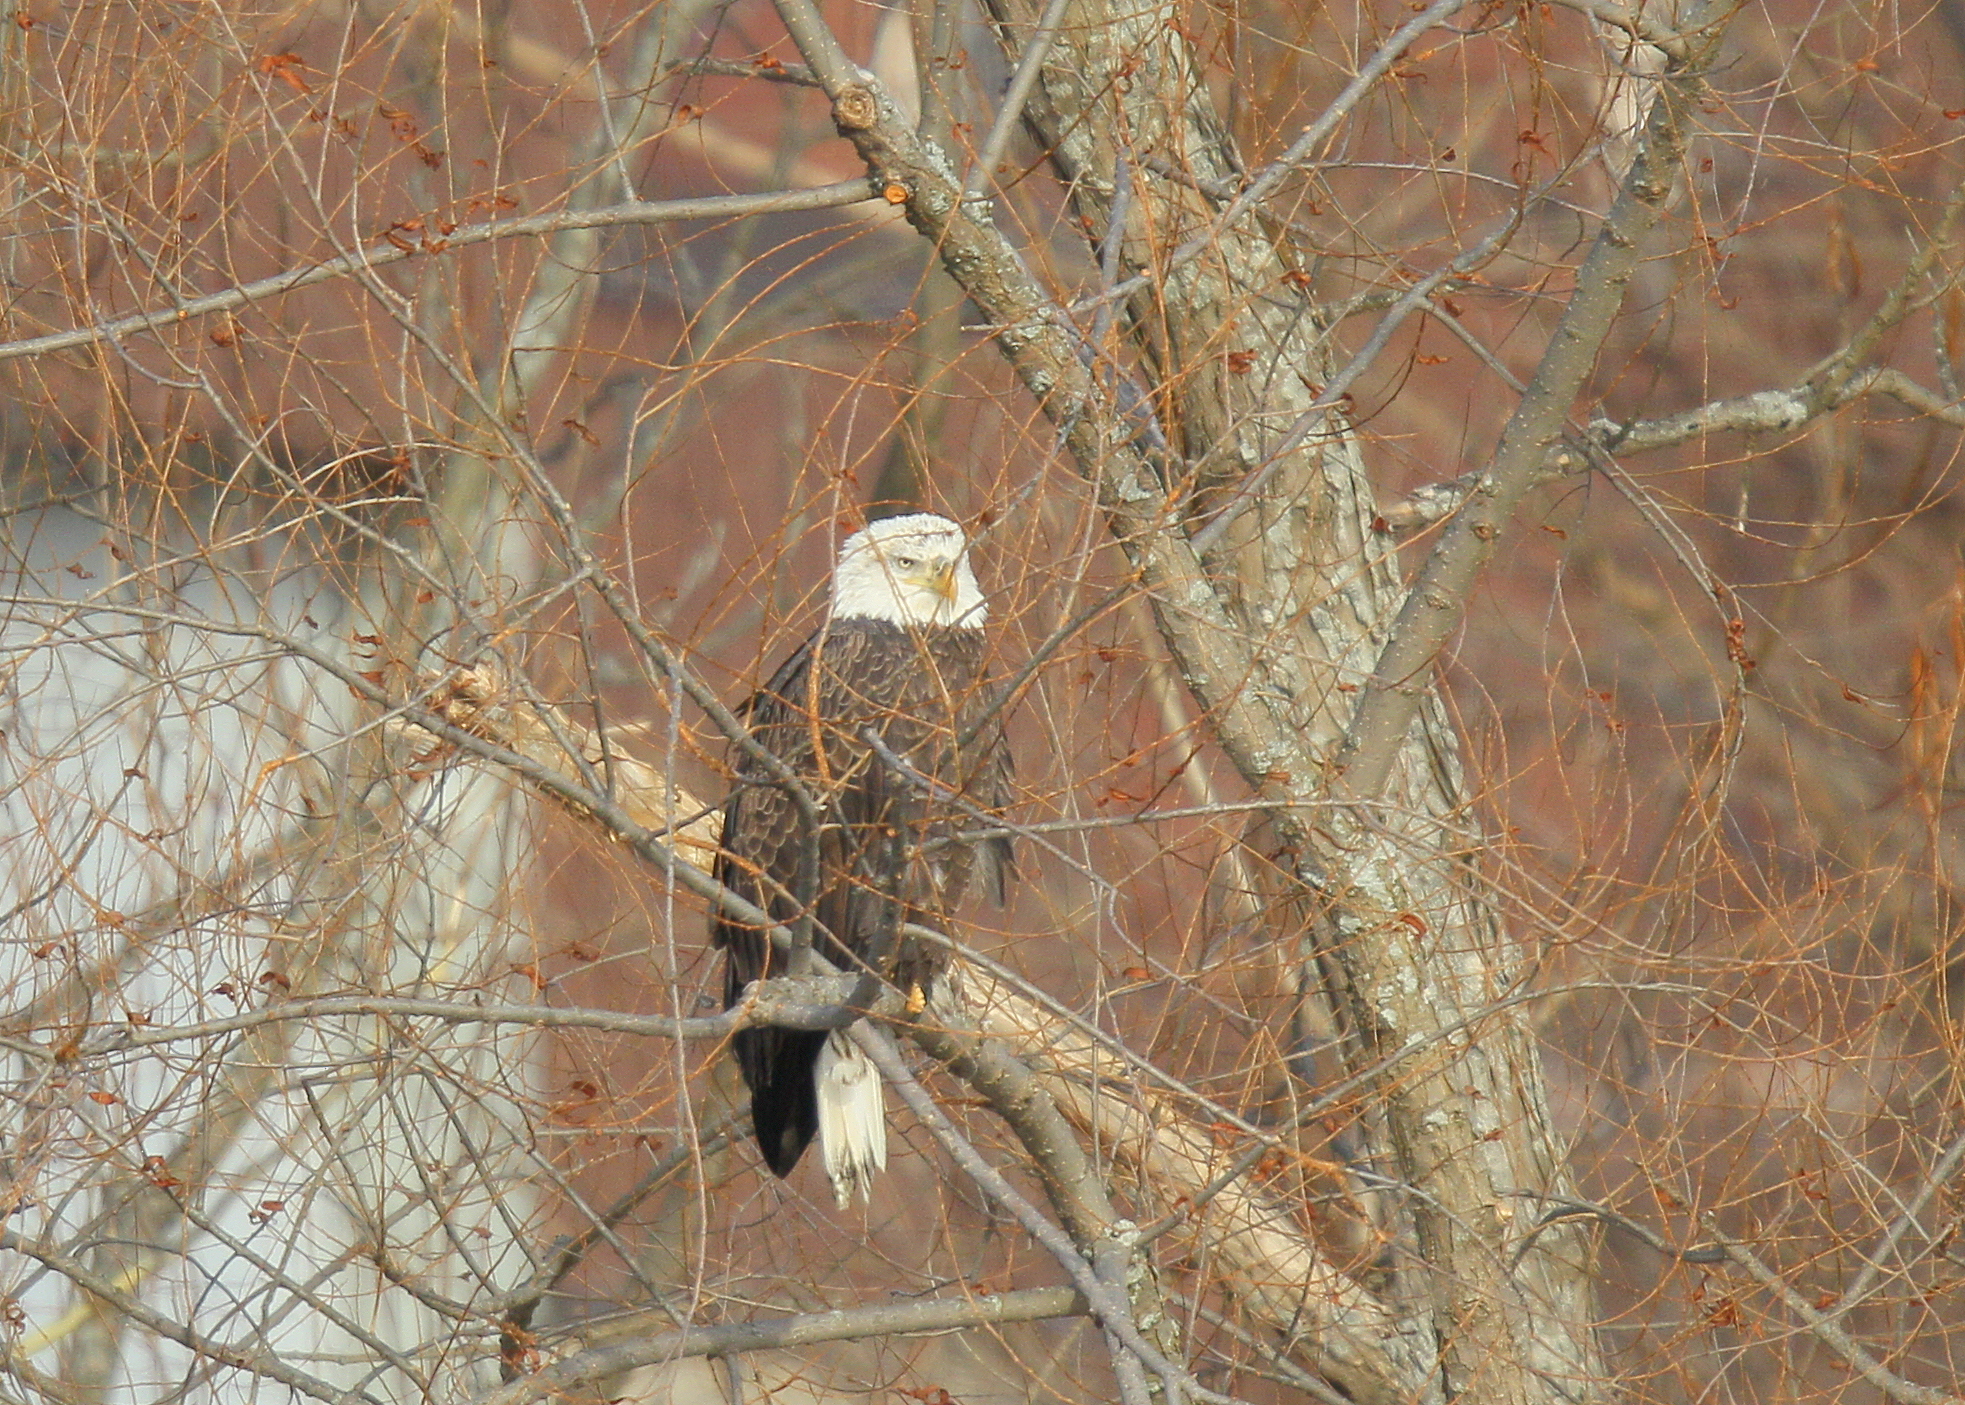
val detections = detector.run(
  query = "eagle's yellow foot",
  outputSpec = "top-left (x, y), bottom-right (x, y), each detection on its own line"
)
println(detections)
top-left (905, 983), bottom-right (925, 1015)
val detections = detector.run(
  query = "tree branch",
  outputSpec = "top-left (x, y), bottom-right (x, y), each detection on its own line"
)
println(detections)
top-left (1703, 1219), bottom-right (1965, 1405)
top-left (0, 1229), bottom-right (379, 1405)
top-left (1334, 10), bottom-right (1729, 803)
top-left (0, 183), bottom-right (878, 366)
top-left (472, 1286), bottom-right (1091, 1405)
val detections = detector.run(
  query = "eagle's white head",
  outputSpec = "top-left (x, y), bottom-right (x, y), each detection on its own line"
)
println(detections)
top-left (830, 513), bottom-right (987, 629)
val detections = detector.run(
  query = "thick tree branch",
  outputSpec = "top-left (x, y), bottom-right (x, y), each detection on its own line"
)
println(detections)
top-left (850, 1024), bottom-right (1187, 1405)
top-left (471, 1286), bottom-right (1091, 1405)
top-left (945, 963), bottom-right (1428, 1405)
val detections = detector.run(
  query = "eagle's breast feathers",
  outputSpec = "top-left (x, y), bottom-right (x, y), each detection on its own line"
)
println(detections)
top-left (712, 618), bottom-right (1009, 993)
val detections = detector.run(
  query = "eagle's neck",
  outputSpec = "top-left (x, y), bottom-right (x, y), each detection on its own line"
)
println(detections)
top-left (827, 596), bottom-right (986, 630)
top-left (826, 610), bottom-right (984, 638)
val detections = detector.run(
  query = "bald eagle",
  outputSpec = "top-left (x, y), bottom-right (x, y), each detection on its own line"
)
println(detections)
top-left (713, 514), bottom-right (1012, 1205)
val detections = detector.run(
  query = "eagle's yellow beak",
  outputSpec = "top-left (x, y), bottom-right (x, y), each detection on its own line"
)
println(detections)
top-left (929, 560), bottom-right (958, 602)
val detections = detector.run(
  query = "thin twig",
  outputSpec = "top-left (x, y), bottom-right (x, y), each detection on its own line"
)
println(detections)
top-left (0, 1230), bottom-right (378, 1405)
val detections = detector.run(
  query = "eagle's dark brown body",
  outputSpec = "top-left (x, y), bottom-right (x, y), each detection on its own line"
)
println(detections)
top-left (713, 617), bottom-right (1012, 1177)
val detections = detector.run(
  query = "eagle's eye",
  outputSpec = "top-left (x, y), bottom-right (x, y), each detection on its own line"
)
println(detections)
top-left (891, 554), bottom-right (918, 571)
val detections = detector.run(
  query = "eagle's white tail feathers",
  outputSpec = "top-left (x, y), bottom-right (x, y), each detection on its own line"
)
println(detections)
top-left (816, 1032), bottom-right (887, 1209)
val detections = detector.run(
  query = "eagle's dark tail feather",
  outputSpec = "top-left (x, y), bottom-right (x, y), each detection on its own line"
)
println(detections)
top-left (736, 1027), bottom-right (827, 1177)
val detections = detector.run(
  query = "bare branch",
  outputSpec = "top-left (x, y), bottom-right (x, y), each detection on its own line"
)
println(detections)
top-left (1335, 8), bottom-right (1730, 802)
top-left (944, 964), bottom-right (1426, 1405)
top-left (0, 183), bottom-right (879, 366)
top-left (471, 1287), bottom-right (1090, 1405)
top-left (850, 1024), bottom-right (1189, 1405)
top-left (1704, 1221), bottom-right (1965, 1405)
top-left (962, 0), bottom-right (1076, 201)
top-left (394, 654), bottom-right (1415, 1400)
top-left (0, 1230), bottom-right (377, 1405)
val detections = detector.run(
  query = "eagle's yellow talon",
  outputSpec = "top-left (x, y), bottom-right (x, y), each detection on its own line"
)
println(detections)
top-left (906, 983), bottom-right (926, 1015)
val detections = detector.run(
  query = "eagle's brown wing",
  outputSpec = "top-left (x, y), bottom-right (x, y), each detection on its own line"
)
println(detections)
top-left (955, 679), bottom-right (1017, 909)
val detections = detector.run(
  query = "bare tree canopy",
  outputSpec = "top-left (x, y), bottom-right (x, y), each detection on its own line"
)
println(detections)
top-left (2, 1), bottom-right (1963, 1403)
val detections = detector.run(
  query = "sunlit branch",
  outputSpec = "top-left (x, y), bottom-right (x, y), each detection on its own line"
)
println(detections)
top-left (468, 1286), bottom-right (1091, 1405)
top-left (1598, 365), bottom-right (1965, 451)
top-left (0, 182), bottom-right (879, 366)
top-left (1382, 362), bottom-right (1965, 533)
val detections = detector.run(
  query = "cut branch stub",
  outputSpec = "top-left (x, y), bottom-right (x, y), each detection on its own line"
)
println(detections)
top-left (833, 84), bottom-right (879, 131)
